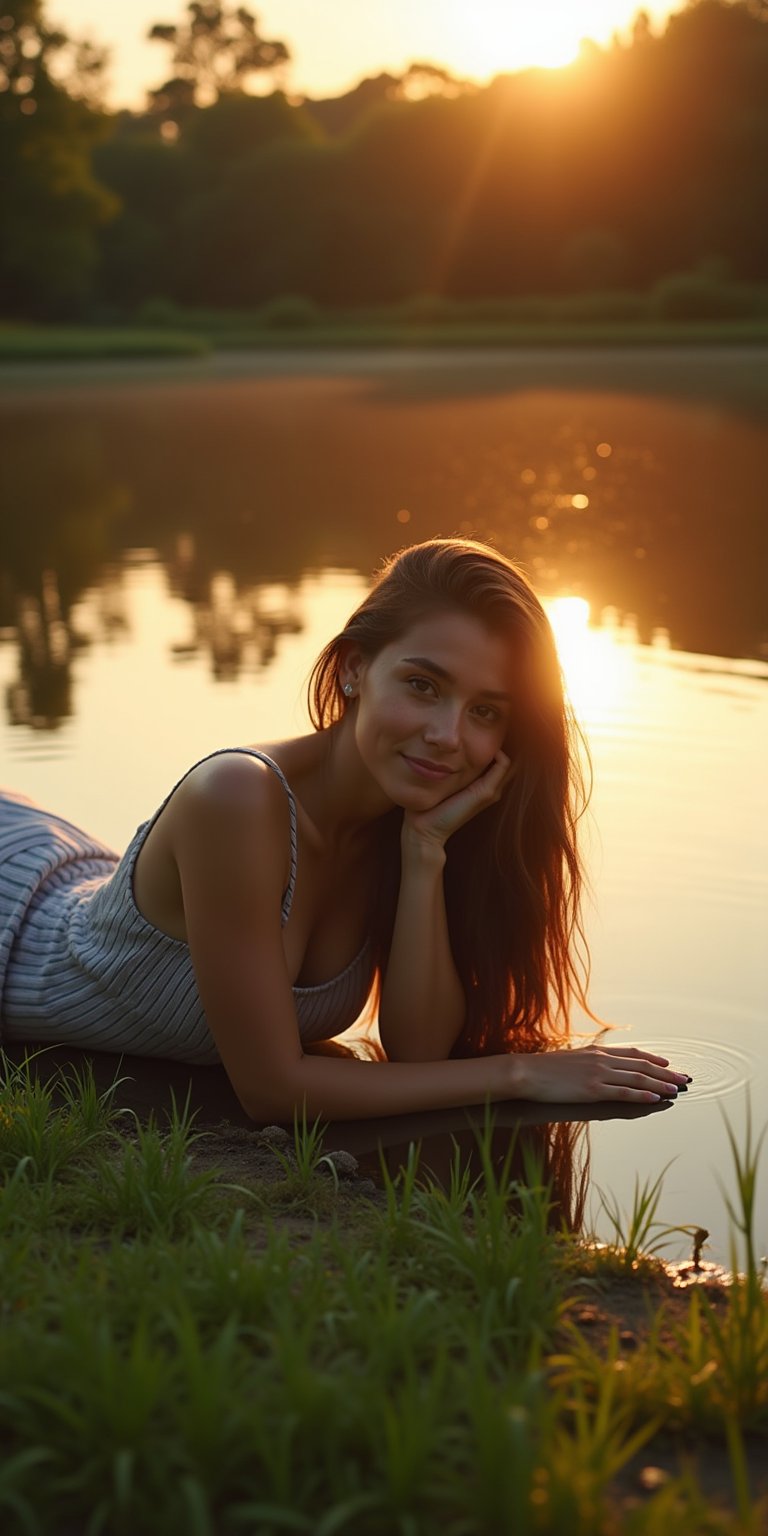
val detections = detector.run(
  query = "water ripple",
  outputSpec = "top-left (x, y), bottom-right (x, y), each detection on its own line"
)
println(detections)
top-left (627, 1035), bottom-right (758, 1103)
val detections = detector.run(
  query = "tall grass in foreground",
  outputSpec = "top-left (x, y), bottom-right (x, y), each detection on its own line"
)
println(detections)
top-left (0, 1049), bottom-right (766, 1535)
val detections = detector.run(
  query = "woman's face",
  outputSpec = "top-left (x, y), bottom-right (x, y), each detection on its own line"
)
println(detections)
top-left (347, 609), bottom-right (515, 808)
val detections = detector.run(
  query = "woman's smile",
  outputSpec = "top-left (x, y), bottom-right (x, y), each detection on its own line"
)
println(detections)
top-left (400, 753), bottom-right (456, 781)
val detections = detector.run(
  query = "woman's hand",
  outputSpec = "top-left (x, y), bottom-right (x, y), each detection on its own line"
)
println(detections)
top-left (403, 750), bottom-right (515, 852)
top-left (511, 1044), bottom-right (690, 1104)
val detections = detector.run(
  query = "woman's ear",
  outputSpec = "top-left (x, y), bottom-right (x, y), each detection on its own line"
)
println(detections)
top-left (339, 643), bottom-right (367, 697)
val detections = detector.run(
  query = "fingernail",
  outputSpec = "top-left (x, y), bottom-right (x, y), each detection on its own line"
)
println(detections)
top-left (686, 1075), bottom-right (693, 1083)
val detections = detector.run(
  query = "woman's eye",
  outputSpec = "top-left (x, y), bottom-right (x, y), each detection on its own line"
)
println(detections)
top-left (407, 676), bottom-right (436, 696)
top-left (473, 705), bottom-right (499, 723)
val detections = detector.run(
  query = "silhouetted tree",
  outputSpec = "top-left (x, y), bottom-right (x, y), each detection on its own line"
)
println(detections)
top-left (147, 3), bottom-right (290, 108)
top-left (0, 1), bottom-right (117, 316)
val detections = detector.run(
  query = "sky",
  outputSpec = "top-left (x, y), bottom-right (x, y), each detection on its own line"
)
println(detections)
top-left (50, 0), bottom-right (680, 110)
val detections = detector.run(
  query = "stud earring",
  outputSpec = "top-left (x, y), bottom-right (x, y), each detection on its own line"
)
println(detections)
top-left (343, 683), bottom-right (353, 697)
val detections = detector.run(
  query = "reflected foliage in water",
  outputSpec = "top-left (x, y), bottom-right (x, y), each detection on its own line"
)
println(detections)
top-left (168, 551), bottom-right (305, 681)
top-left (0, 352), bottom-right (767, 729)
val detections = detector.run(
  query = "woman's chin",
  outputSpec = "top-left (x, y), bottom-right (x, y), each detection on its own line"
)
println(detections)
top-left (392, 782), bottom-right (456, 811)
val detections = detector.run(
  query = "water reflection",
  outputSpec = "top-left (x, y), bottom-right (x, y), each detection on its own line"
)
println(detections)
top-left (0, 356), bottom-right (766, 689)
top-left (1, 563), bottom-right (135, 731)
top-left (353, 1113), bottom-right (593, 1239)
top-left (167, 537), bottom-right (305, 680)
top-left (6, 573), bottom-right (73, 730)
top-left (4, 543), bottom-right (763, 737)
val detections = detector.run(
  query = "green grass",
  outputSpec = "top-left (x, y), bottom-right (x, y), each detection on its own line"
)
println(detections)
top-left (1, 1048), bottom-right (767, 1535)
top-left (0, 325), bottom-right (210, 361)
top-left (5, 278), bottom-right (768, 360)
top-left (1, 315), bottom-right (767, 366)
top-left (197, 319), bottom-right (768, 350)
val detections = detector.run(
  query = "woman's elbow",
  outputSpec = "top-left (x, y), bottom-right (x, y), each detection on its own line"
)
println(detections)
top-left (237, 1058), bottom-right (306, 1124)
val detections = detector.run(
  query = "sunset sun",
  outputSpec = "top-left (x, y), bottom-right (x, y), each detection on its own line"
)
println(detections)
top-left (461, 9), bottom-right (581, 74)
top-left (438, 0), bottom-right (660, 78)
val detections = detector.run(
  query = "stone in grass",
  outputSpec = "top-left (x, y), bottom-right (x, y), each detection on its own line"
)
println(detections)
top-left (353, 1178), bottom-right (379, 1198)
top-left (257, 1126), bottom-right (291, 1149)
top-left (317, 1149), bottom-right (359, 1180)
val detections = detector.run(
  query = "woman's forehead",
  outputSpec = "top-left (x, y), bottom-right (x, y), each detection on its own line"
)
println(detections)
top-left (380, 611), bottom-right (514, 686)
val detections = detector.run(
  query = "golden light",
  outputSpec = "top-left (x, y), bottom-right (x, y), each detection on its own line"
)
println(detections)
top-left (433, 1), bottom-right (672, 79)
top-left (434, 0), bottom-right (660, 77)
top-left (544, 596), bottom-right (635, 724)
top-left (445, 4), bottom-right (580, 74)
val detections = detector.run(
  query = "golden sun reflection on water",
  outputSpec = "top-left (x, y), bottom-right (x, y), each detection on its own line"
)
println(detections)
top-left (544, 595), bottom-right (636, 727)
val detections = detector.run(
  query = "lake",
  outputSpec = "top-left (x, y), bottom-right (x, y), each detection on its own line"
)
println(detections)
top-left (1, 346), bottom-right (766, 1270)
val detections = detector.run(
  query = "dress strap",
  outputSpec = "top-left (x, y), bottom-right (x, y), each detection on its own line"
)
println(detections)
top-left (223, 749), bottom-right (298, 924)
top-left (134, 746), bottom-right (299, 925)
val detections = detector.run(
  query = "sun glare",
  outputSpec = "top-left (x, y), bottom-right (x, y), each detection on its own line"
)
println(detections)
top-left (473, 11), bottom-right (579, 72)
top-left (440, 0), bottom-right (654, 78)
top-left (544, 596), bottom-right (635, 725)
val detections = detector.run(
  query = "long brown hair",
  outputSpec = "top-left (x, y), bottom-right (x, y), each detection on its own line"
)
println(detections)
top-left (304, 538), bottom-right (602, 1063)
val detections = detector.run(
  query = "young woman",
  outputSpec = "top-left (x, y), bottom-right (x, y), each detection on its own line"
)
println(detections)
top-left (0, 538), bottom-right (690, 1122)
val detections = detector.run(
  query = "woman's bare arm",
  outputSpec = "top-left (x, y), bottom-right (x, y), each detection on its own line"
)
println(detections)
top-left (255, 1051), bottom-right (514, 1124)
top-left (378, 829), bottom-right (465, 1062)
top-left (377, 753), bottom-right (517, 1062)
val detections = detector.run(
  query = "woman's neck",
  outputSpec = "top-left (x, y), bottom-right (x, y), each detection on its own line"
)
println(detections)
top-left (257, 720), bottom-right (395, 853)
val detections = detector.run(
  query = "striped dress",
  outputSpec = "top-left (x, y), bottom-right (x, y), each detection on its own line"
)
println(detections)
top-left (0, 748), bottom-right (375, 1062)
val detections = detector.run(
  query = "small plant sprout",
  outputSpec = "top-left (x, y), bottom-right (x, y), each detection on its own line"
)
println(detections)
top-left (593, 1159), bottom-right (699, 1269)
top-left (715, 1090), bottom-right (767, 1293)
top-left (264, 1097), bottom-right (342, 1191)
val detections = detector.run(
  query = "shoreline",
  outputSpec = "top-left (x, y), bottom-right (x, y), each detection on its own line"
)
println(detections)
top-left (2, 340), bottom-right (768, 394)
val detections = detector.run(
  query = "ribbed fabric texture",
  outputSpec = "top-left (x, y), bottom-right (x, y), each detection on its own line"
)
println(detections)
top-left (0, 748), bottom-right (374, 1063)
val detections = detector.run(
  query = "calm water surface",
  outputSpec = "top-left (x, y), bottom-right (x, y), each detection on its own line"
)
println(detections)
top-left (1, 348), bottom-right (766, 1267)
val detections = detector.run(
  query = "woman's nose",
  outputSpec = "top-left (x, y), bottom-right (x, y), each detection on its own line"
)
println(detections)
top-left (422, 706), bottom-right (462, 750)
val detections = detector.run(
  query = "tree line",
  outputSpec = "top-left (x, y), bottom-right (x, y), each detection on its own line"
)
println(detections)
top-left (2, 0), bottom-right (768, 319)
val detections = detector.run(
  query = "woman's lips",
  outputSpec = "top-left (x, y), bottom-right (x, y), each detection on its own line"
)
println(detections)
top-left (401, 754), bottom-right (454, 781)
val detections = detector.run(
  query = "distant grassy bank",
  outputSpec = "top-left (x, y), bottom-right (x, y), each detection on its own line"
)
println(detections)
top-left (4, 278), bottom-right (768, 360)
top-left (4, 319), bottom-right (768, 363)
top-left (0, 326), bottom-right (209, 362)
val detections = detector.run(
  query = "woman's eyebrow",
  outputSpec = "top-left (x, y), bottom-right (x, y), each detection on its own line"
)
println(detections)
top-left (400, 656), bottom-right (511, 702)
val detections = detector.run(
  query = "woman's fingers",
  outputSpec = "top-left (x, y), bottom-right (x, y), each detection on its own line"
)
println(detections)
top-left (605, 1069), bottom-right (680, 1099)
top-left (601, 1045), bottom-right (694, 1083)
top-left (475, 751), bottom-right (512, 802)
top-left (602, 1046), bottom-right (670, 1065)
top-left (596, 1088), bottom-right (663, 1103)
top-left (523, 1049), bottom-right (690, 1104)
top-left (607, 1062), bottom-right (688, 1090)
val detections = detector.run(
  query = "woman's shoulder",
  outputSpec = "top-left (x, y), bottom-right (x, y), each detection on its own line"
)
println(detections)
top-left (165, 736), bottom-right (325, 867)
top-left (167, 750), bottom-right (294, 900)
top-left (175, 748), bottom-right (292, 825)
